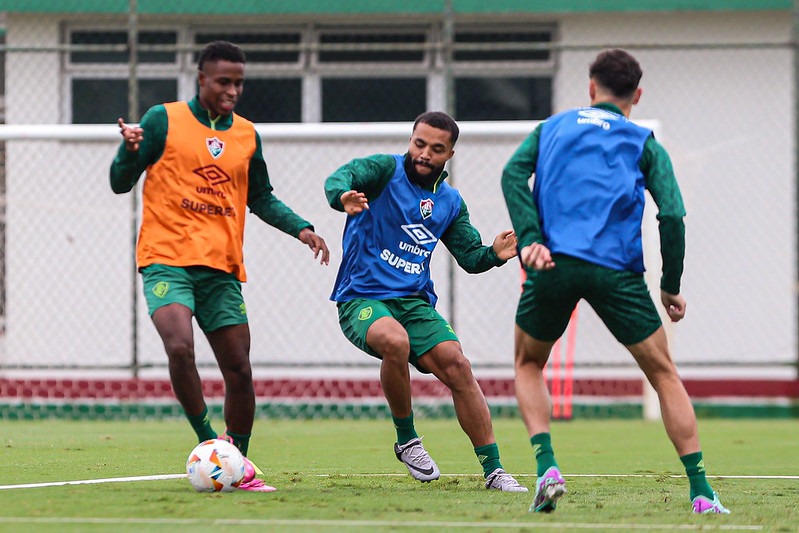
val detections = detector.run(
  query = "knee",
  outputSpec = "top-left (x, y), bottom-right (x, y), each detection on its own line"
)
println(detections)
top-left (514, 348), bottom-right (546, 371)
top-left (370, 329), bottom-right (410, 363)
top-left (437, 355), bottom-right (475, 389)
top-left (226, 360), bottom-right (253, 384)
top-left (225, 365), bottom-right (253, 393)
top-left (647, 365), bottom-right (683, 390)
top-left (164, 339), bottom-right (195, 367)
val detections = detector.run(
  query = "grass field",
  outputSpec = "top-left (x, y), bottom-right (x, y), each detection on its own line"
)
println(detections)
top-left (1, 418), bottom-right (797, 532)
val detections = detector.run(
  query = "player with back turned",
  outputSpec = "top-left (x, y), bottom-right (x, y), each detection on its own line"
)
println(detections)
top-left (501, 48), bottom-right (730, 514)
top-left (109, 40), bottom-right (329, 492)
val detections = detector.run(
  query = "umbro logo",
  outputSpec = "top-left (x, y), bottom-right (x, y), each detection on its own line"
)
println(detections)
top-left (577, 108), bottom-right (620, 121)
top-left (401, 223), bottom-right (437, 245)
top-left (193, 165), bottom-right (231, 186)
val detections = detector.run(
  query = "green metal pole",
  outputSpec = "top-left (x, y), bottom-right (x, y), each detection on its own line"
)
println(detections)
top-left (443, 0), bottom-right (457, 330)
top-left (794, 0), bottom-right (799, 378)
top-left (127, 0), bottom-right (140, 378)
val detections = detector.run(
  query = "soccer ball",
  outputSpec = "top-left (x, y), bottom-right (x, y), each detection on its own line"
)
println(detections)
top-left (186, 438), bottom-right (246, 492)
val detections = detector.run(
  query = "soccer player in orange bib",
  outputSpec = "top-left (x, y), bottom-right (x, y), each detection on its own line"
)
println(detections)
top-left (110, 40), bottom-right (329, 492)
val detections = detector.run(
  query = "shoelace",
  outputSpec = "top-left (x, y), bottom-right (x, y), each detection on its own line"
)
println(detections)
top-left (494, 473), bottom-right (517, 486)
top-left (403, 445), bottom-right (432, 466)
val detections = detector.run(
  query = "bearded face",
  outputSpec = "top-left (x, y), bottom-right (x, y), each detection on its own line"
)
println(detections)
top-left (404, 122), bottom-right (454, 187)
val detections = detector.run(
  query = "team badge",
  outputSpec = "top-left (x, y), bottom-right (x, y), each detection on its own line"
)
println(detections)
top-left (206, 137), bottom-right (225, 159)
top-left (152, 281), bottom-right (169, 298)
top-left (420, 198), bottom-right (434, 219)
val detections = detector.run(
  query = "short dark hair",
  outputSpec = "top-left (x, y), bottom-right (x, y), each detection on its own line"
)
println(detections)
top-left (589, 49), bottom-right (642, 99)
top-left (413, 111), bottom-right (460, 146)
top-left (197, 40), bottom-right (246, 71)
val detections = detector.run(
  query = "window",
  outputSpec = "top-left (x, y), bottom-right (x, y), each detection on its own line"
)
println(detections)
top-left (322, 78), bottom-right (426, 122)
top-left (71, 79), bottom-right (177, 124)
top-left (455, 77), bottom-right (552, 121)
top-left (454, 30), bottom-right (551, 63)
top-left (195, 32), bottom-right (302, 65)
top-left (451, 26), bottom-right (554, 120)
top-left (237, 78), bottom-right (302, 123)
top-left (318, 32), bottom-right (426, 64)
top-left (67, 29), bottom-right (179, 123)
top-left (69, 30), bottom-right (177, 64)
top-left (65, 23), bottom-right (554, 124)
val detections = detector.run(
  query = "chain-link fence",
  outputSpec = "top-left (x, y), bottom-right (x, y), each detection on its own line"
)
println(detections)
top-left (0, 7), bottom-right (795, 380)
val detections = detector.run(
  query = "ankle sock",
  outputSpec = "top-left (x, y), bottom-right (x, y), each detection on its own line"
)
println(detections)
top-left (680, 451), bottom-right (714, 500)
top-left (531, 432), bottom-right (558, 477)
top-left (186, 406), bottom-right (217, 442)
top-left (474, 443), bottom-right (503, 477)
top-left (225, 431), bottom-right (251, 456)
top-left (393, 412), bottom-right (419, 445)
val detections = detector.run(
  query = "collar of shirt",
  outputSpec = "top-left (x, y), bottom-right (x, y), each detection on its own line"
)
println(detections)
top-left (188, 96), bottom-right (234, 131)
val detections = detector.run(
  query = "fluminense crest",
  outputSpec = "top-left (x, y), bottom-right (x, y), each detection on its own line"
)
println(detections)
top-left (419, 198), bottom-right (434, 219)
top-left (206, 136), bottom-right (225, 159)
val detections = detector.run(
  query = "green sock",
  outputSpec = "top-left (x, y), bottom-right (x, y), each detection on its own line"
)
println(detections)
top-left (185, 406), bottom-right (217, 443)
top-left (474, 443), bottom-right (502, 477)
top-left (531, 433), bottom-right (558, 477)
top-left (225, 431), bottom-right (251, 457)
top-left (680, 451), bottom-right (714, 500)
top-left (392, 413), bottom-right (418, 445)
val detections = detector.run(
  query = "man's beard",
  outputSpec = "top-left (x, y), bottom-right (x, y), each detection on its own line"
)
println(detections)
top-left (404, 155), bottom-right (444, 188)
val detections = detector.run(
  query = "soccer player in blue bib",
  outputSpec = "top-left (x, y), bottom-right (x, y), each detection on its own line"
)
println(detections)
top-left (326, 111), bottom-right (527, 492)
top-left (501, 49), bottom-right (730, 514)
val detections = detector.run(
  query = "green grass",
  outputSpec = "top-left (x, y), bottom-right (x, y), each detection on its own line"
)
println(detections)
top-left (1, 418), bottom-right (797, 532)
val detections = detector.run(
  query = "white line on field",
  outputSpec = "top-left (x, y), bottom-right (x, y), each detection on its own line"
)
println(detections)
top-left (1, 472), bottom-right (796, 491)
top-left (0, 517), bottom-right (764, 530)
top-left (0, 473), bottom-right (186, 490)
top-left (312, 473), bottom-right (799, 480)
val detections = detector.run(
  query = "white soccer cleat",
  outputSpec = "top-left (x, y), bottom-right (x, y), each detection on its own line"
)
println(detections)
top-left (485, 468), bottom-right (529, 492)
top-left (394, 437), bottom-right (441, 482)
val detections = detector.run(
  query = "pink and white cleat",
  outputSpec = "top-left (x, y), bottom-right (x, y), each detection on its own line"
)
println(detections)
top-left (237, 457), bottom-right (276, 493)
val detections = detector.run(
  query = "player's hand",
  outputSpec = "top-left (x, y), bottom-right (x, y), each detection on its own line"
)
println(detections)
top-left (117, 118), bottom-right (143, 152)
top-left (340, 190), bottom-right (369, 215)
top-left (492, 230), bottom-right (517, 261)
top-left (520, 242), bottom-right (555, 271)
top-left (660, 290), bottom-right (686, 322)
top-left (299, 228), bottom-right (330, 265)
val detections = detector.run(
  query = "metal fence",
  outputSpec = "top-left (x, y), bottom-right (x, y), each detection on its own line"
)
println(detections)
top-left (0, 8), bottom-right (796, 380)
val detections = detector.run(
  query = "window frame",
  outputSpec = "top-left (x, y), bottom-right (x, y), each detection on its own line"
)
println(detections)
top-left (62, 21), bottom-right (556, 124)
top-left (63, 24), bottom-right (184, 123)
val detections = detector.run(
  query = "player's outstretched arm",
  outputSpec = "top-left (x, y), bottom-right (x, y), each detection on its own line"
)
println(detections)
top-left (520, 242), bottom-right (555, 271)
top-left (298, 227), bottom-right (330, 265)
top-left (491, 230), bottom-right (517, 261)
top-left (660, 290), bottom-right (686, 322)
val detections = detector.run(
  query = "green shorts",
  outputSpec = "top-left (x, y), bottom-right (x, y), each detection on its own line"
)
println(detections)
top-left (141, 264), bottom-right (247, 332)
top-left (516, 255), bottom-right (662, 346)
top-left (337, 296), bottom-right (459, 374)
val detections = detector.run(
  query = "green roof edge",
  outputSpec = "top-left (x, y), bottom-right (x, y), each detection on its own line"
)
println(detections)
top-left (0, 0), bottom-right (791, 15)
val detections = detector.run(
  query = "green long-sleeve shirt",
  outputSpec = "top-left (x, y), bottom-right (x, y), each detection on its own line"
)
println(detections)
top-left (325, 153), bottom-right (505, 273)
top-left (501, 103), bottom-right (686, 294)
top-left (109, 96), bottom-right (312, 238)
